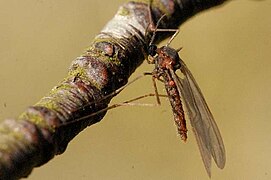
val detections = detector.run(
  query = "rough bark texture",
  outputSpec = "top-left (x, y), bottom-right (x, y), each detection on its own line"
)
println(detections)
top-left (0, 0), bottom-right (227, 179)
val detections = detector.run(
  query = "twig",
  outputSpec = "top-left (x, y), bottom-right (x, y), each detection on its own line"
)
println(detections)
top-left (0, 0), bottom-right (227, 179)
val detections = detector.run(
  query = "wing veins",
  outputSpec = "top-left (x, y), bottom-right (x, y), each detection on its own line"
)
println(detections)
top-left (169, 60), bottom-right (226, 176)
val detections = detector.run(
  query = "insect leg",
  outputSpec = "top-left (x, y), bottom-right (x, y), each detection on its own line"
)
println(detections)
top-left (153, 28), bottom-right (180, 46)
top-left (152, 76), bottom-right (161, 105)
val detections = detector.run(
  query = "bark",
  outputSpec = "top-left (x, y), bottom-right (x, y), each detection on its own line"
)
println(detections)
top-left (0, 0), bottom-right (227, 179)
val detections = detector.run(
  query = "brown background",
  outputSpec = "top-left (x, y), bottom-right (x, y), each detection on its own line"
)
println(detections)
top-left (0, 0), bottom-right (270, 179)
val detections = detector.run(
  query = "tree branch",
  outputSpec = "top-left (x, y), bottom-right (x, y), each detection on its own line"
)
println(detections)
top-left (0, 0), bottom-right (227, 179)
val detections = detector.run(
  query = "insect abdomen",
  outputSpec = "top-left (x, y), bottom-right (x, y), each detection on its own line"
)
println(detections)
top-left (163, 70), bottom-right (187, 141)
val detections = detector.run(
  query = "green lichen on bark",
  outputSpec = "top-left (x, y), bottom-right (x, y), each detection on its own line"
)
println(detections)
top-left (118, 6), bottom-right (131, 16)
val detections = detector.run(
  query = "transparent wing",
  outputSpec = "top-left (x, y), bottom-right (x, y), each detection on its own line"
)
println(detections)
top-left (170, 60), bottom-right (226, 177)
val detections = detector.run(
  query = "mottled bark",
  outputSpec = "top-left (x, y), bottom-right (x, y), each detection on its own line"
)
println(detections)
top-left (0, 0), bottom-right (227, 179)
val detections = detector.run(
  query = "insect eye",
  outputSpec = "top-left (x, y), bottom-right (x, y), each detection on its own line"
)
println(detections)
top-left (148, 44), bottom-right (157, 57)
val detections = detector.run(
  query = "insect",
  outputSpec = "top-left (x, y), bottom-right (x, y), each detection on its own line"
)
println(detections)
top-left (146, 11), bottom-right (226, 176)
top-left (54, 4), bottom-right (226, 178)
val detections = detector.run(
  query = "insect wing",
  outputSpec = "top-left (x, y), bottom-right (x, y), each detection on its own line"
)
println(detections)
top-left (170, 61), bottom-right (226, 176)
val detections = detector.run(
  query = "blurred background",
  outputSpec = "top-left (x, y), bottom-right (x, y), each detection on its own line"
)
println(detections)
top-left (0, 0), bottom-right (270, 179)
